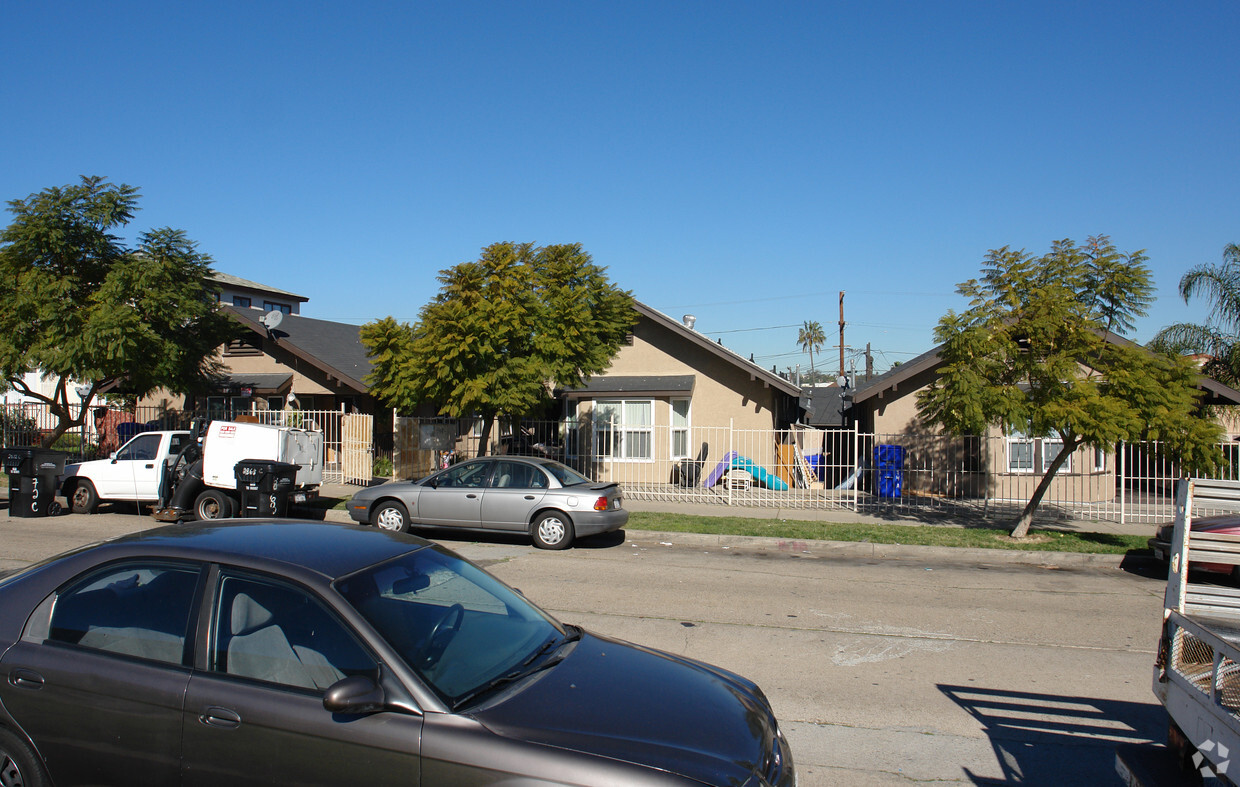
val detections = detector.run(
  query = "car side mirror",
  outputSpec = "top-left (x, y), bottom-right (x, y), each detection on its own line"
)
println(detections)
top-left (323, 675), bottom-right (386, 715)
top-left (110, 453), bottom-right (119, 463)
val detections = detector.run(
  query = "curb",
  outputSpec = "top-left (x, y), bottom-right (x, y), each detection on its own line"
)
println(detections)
top-left (321, 506), bottom-right (1133, 569)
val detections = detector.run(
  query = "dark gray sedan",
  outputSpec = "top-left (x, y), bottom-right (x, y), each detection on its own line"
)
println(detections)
top-left (346, 456), bottom-right (628, 549)
top-left (0, 521), bottom-right (794, 786)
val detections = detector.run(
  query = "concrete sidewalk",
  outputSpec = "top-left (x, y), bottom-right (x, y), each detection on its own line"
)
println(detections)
top-left (317, 481), bottom-right (1163, 538)
top-left (314, 482), bottom-right (1158, 571)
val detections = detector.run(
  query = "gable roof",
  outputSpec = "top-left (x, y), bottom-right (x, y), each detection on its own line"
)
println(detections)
top-left (631, 301), bottom-right (801, 397)
top-left (850, 338), bottom-right (1240, 407)
top-left (209, 272), bottom-right (308, 303)
top-left (223, 305), bottom-right (372, 393)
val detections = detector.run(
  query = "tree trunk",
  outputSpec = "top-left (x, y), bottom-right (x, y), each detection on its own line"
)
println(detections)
top-left (1010, 437), bottom-right (1082, 538)
top-left (476, 414), bottom-right (497, 457)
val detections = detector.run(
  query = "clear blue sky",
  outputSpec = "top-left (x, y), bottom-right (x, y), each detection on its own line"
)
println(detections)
top-left (4, 1), bottom-right (1236, 377)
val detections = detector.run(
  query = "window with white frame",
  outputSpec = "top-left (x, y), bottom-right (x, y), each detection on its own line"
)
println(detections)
top-left (594, 399), bottom-right (653, 461)
top-left (671, 399), bottom-right (691, 459)
top-left (1007, 432), bottom-right (1072, 474)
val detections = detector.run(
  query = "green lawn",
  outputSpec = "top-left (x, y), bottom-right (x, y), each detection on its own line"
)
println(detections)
top-left (624, 511), bottom-right (1150, 554)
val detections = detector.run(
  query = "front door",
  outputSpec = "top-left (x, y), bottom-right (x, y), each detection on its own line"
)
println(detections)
top-left (180, 572), bottom-right (423, 786)
top-left (415, 460), bottom-right (490, 526)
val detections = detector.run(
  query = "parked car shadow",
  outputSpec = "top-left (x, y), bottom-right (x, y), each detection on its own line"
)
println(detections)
top-left (407, 526), bottom-right (628, 551)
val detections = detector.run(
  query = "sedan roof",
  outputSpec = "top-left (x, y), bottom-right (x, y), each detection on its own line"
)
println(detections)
top-left (84, 520), bottom-right (433, 581)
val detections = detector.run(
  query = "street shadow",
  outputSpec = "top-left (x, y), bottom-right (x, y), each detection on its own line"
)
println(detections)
top-left (938, 684), bottom-right (1166, 784)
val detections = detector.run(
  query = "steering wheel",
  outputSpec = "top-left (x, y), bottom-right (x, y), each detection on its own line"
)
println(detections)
top-left (419, 603), bottom-right (464, 669)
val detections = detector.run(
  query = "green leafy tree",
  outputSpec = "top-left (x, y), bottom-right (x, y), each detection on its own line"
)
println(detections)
top-left (1150, 243), bottom-right (1240, 386)
top-left (798, 320), bottom-right (826, 379)
top-left (0, 176), bottom-right (237, 447)
top-left (918, 236), bottom-right (1222, 538)
top-left (361, 242), bottom-right (635, 454)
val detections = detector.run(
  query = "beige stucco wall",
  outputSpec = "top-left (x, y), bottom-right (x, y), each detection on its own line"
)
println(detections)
top-left (567, 315), bottom-right (795, 486)
top-left (858, 367), bottom-right (1119, 504)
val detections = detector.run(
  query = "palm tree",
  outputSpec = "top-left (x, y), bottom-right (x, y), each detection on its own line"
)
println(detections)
top-left (797, 320), bottom-right (826, 379)
top-left (1150, 243), bottom-right (1240, 386)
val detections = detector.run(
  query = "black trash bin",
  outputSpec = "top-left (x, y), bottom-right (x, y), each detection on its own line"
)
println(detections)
top-left (3, 447), bottom-right (67, 518)
top-left (234, 460), bottom-right (299, 518)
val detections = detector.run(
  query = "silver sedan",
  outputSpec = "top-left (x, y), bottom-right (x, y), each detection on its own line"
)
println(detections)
top-left (345, 456), bottom-right (628, 549)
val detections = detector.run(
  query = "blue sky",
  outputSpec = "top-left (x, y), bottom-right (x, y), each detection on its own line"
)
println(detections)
top-left (3, 1), bottom-right (1236, 377)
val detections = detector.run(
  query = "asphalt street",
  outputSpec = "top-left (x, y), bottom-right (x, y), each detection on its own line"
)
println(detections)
top-left (0, 498), bottom-right (1177, 785)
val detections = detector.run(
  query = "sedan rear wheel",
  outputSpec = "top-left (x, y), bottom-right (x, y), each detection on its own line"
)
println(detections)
top-left (373, 501), bottom-right (410, 533)
top-left (531, 511), bottom-right (574, 550)
top-left (0, 726), bottom-right (50, 787)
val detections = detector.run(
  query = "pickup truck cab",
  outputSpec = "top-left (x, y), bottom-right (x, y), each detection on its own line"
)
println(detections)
top-left (60, 431), bottom-right (191, 514)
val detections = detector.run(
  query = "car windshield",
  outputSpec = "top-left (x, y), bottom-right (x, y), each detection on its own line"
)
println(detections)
top-left (336, 546), bottom-right (566, 707)
top-left (543, 461), bottom-right (591, 487)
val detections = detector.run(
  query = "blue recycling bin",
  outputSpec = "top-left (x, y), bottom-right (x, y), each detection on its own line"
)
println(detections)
top-left (874, 444), bottom-right (904, 498)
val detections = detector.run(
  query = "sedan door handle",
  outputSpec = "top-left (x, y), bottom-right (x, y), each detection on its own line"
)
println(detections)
top-left (8, 669), bottom-right (44, 689)
top-left (466, 493), bottom-right (478, 499)
top-left (199, 707), bottom-right (242, 729)
top-left (524, 495), bottom-right (536, 500)
top-left (145, 463), bottom-right (154, 469)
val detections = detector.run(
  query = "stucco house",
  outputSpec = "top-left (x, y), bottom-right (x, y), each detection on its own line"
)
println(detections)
top-left (830, 340), bottom-right (1240, 503)
top-left (553, 301), bottom-right (803, 486)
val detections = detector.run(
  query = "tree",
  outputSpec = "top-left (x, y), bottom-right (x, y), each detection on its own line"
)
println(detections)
top-left (1150, 243), bottom-right (1240, 387)
top-left (0, 177), bottom-right (237, 447)
top-left (918, 236), bottom-right (1222, 538)
top-left (360, 242), bottom-right (635, 454)
top-left (798, 320), bottom-right (826, 379)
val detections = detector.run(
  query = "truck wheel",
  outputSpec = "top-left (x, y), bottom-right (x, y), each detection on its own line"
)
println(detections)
top-left (194, 489), bottom-right (235, 521)
top-left (373, 501), bottom-right (410, 533)
top-left (70, 480), bottom-right (99, 514)
top-left (531, 511), bottom-right (574, 550)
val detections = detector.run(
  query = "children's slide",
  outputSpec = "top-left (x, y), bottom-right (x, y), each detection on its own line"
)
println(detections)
top-left (703, 451), bottom-right (738, 488)
top-left (732, 455), bottom-right (789, 491)
top-left (703, 452), bottom-right (789, 491)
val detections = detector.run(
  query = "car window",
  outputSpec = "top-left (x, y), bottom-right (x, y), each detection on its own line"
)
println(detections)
top-left (338, 546), bottom-right (563, 705)
top-left (436, 461), bottom-right (491, 489)
top-left (489, 461), bottom-right (546, 490)
top-left (168, 433), bottom-right (189, 455)
top-left (213, 574), bottom-right (376, 692)
top-left (48, 562), bottom-right (201, 665)
top-left (543, 461), bottom-right (591, 487)
top-left (116, 433), bottom-right (161, 462)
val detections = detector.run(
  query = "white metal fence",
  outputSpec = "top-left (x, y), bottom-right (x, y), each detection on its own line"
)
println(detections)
top-left (393, 416), bottom-right (1240, 526)
top-left (0, 403), bottom-right (366, 484)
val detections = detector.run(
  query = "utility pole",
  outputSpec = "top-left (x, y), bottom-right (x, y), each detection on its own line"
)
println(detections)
top-left (865, 342), bottom-right (873, 381)
top-left (838, 291), bottom-right (845, 378)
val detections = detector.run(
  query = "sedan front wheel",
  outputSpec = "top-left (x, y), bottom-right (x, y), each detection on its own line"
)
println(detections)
top-left (373, 501), bottom-right (411, 533)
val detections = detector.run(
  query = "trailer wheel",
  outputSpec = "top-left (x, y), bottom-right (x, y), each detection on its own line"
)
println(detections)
top-left (70, 479), bottom-right (99, 514)
top-left (194, 489), bottom-right (235, 521)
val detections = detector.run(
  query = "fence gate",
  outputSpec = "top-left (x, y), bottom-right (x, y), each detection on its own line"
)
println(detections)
top-left (341, 413), bottom-right (374, 485)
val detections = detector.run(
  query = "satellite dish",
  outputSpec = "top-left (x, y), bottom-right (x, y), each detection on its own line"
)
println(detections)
top-left (261, 310), bottom-right (284, 330)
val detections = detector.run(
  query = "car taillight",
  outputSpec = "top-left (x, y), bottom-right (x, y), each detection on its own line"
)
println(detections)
top-left (594, 496), bottom-right (609, 511)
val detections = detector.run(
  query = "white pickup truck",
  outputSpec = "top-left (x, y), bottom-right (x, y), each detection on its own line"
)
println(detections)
top-left (59, 420), bottom-right (324, 520)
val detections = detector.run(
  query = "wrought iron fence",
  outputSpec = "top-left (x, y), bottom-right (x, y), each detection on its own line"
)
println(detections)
top-left (392, 416), bottom-right (1240, 526)
top-left (0, 402), bottom-right (365, 484)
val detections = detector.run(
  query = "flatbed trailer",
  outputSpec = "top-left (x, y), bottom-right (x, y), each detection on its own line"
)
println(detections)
top-left (1151, 478), bottom-right (1240, 785)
